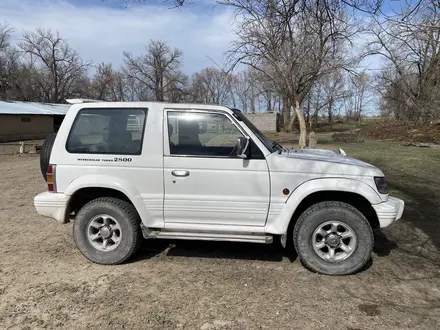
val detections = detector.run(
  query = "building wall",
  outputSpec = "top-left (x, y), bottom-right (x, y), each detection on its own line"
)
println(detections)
top-left (244, 112), bottom-right (278, 132)
top-left (0, 114), bottom-right (53, 142)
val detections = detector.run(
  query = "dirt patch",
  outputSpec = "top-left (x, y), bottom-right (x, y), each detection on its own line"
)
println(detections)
top-left (358, 303), bottom-right (381, 316)
top-left (0, 155), bottom-right (440, 329)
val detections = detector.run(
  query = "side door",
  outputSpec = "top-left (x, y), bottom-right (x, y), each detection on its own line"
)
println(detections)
top-left (163, 109), bottom-right (270, 227)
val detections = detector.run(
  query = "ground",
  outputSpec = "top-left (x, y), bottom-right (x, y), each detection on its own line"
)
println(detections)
top-left (1, 140), bottom-right (440, 330)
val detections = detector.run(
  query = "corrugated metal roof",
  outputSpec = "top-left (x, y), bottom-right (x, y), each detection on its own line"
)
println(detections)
top-left (0, 101), bottom-right (70, 115)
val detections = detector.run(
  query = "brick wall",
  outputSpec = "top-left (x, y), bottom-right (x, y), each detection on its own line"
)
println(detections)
top-left (244, 112), bottom-right (278, 132)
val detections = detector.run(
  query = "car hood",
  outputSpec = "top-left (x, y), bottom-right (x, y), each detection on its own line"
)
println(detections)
top-left (285, 148), bottom-right (375, 167)
top-left (268, 147), bottom-right (383, 177)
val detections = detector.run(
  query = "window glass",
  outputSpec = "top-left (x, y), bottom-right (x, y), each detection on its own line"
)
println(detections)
top-left (66, 108), bottom-right (147, 155)
top-left (167, 111), bottom-right (244, 157)
top-left (231, 109), bottom-right (274, 152)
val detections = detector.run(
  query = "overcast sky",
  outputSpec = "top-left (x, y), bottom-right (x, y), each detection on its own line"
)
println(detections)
top-left (0, 0), bottom-right (237, 74)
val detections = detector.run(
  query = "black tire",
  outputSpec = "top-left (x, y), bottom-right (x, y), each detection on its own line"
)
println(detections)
top-left (40, 133), bottom-right (57, 182)
top-left (73, 197), bottom-right (142, 265)
top-left (293, 201), bottom-right (374, 275)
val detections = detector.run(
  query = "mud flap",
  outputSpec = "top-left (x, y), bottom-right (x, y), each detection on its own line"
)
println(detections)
top-left (280, 233), bottom-right (287, 248)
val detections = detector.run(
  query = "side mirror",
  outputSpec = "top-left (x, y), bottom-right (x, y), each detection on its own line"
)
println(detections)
top-left (236, 136), bottom-right (250, 159)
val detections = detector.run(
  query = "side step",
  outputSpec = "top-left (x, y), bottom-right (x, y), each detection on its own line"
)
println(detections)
top-left (141, 225), bottom-right (273, 244)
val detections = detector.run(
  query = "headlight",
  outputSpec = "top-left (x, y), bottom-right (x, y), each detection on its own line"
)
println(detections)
top-left (374, 176), bottom-right (388, 194)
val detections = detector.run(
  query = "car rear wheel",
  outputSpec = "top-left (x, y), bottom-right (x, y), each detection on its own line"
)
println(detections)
top-left (293, 201), bottom-right (374, 275)
top-left (73, 197), bottom-right (142, 265)
top-left (40, 133), bottom-right (57, 182)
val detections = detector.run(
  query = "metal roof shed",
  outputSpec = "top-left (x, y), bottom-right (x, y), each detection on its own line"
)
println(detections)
top-left (0, 101), bottom-right (71, 142)
top-left (0, 101), bottom-right (70, 115)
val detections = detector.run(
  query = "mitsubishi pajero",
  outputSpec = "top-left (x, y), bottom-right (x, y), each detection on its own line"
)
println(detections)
top-left (34, 100), bottom-right (404, 275)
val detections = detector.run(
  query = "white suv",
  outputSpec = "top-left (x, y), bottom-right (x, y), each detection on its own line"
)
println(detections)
top-left (34, 100), bottom-right (404, 275)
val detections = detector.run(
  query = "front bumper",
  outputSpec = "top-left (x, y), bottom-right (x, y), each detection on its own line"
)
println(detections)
top-left (372, 196), bottom-right (405, 228)
top-left (34, 192), bottom-right (69, 223)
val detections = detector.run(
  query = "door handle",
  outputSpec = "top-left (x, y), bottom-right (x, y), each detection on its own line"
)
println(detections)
top-left (171, 170), bottom-right (190, 177)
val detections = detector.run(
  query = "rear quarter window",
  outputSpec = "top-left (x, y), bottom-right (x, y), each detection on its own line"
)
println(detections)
top-left (66, 108), bottom-right (147, 155)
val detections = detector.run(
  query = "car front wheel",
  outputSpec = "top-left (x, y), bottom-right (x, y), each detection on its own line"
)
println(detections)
top-left (293, 201), bottom-right (374, 275)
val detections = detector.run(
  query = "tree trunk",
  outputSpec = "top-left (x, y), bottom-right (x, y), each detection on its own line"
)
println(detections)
top-left (250, 97), bottom-right (256, 113)
top-left (305, 95), bottom-right (311, 125)
top-left (283, 96), bottom-right (290, 131)
top-left (230, 89), bottom-right (236, 108)
top-left (293, 100), bottom-right (307, 147)
top-left (328, 98), bottom-right (333, 123)
top-left (250, 83), bottom-right (256, 113)
top-left (308, 131), bottom-right (316, 148)
top-left (265, 91), bottom-right (272, 112)
top-left (0, 86), bottom-right (6, 100)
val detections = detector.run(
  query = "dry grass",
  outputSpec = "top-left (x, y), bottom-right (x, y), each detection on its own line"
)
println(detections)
top-left (335, 140), bottom-right (440, 263)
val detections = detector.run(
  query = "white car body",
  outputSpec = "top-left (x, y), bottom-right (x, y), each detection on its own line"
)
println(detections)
top-left (34, 101), bottom-right (404, 244)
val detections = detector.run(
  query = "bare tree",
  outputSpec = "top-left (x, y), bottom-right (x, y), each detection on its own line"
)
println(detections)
top-left (365, 1), bottom-right (440, 121)
top-left (88, 63), bottom-right (128, 101)
top-left (8, 60), bottom-right (43, 101)
top-left (89, 63), bottom-right (115, 100)
top-left (224, 0), bottom-right (354, 147)
top-left (350, 72), bottom-right (370, 120)
top-left (253, 70), bottom-right (278, 112)
top-left (166, 74), bottom-right (188, 102)
top-left (303, 82), bottom-right (325, 125)
top-left (0, 24), bottom-right (21, 100)
top-left (340, 71), bottom-right (370, 120)
top-left (123, 40), bottom-right (185, 102)
top-left (0, 48), bottom-right (23, 100)
top-left (123, 75), bottom-right (148, 101)
top-left (319, 71), bottom-right (346, 123)
top-left (232, 69), bottom-right (259, 113)
top-left (0, 23), bottom-right (12, 51)
top-left (119, 0), bottom-right (386, 12)
top-left (187, 67), bottom-right (234, 105)
top-left (19, 29), bottom-right (90, 103)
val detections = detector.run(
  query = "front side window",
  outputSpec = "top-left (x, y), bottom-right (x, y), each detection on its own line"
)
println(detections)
top-left (167, 111), bottom-right (244, 157)
top-left (66, 108), bottom-right (147, 155)
top-left (231, 109), bottom-right (275, 153)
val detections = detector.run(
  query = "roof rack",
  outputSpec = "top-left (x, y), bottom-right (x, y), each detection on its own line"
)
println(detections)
top-left (65, 99), bottom-right (106, 104)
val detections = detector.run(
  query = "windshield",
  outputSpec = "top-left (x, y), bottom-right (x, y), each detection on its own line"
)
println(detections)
top-left (231, 109), bottom-right (277, 153)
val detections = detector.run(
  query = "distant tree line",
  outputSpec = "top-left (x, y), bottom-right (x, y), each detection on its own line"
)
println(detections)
top-left (0, 24), bottom-right (370, 136)
top-left (2, 0), bottom-right (440, 146)
top-left (366, 0), bottom-right (440, 122)
top-left (0, 26), bottom-right (270, 111)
